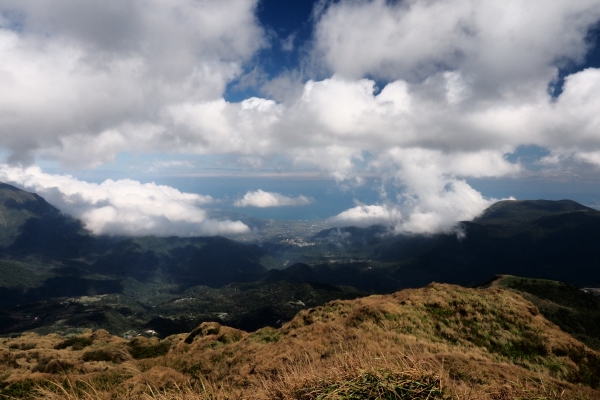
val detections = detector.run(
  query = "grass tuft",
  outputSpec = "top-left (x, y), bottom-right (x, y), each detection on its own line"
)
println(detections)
top-left (297, 368), bottom-right (446, 400)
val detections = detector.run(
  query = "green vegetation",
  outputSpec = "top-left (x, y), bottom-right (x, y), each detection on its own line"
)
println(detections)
top-left (127, 338), bottom-right (170, 359)
top-left (81, 348), bottom-right (128, 363)
top-left (492, 276), bottom-right (600, 351)
top-left (0, 378), bottom-right (38, 399)
top-left (298, 368), bottom-right (446, 400)
top-left (54, 336), bottom-right (94, 350)
top-left (249, 327), bottom-right (282, 343)
top-left (3, 183), bottom-right (600, 342)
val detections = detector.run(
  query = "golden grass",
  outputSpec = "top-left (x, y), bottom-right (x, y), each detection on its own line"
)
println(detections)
top-left (1, 283), bottom-right (599, 399)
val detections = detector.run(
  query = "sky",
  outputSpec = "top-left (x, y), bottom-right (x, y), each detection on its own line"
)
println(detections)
top-left (1, 0), bottom-right (600, 237)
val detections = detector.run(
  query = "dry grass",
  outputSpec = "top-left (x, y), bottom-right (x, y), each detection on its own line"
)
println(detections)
top-left (1, 283), bottom-right (600, 399)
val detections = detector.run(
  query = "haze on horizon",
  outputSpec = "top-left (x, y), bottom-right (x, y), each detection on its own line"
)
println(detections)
top-left (1, 0), bottom-right (600, 237)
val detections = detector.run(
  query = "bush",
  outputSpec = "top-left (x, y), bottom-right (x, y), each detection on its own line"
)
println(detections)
top-left (32, 359), bottom-right (74, 374)
top-left (250, 327), bottom-right (282, 343)
top-left (54, 336), bottom-right (94, 350)
top-left (128, 341), bottom-right (170, 359)
top-left (8, 342), bottom-right (36, 350)
top-left (82, 348), bottom-right (128, 364)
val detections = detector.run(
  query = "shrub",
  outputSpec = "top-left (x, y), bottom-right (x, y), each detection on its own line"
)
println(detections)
top-left (0, 378), bottom-right (37, 398)
top-left (8, 343), bottom-right (36, 351)
top-left (54, 336), bottom-right (94, 350)
top-left (250, 327), bottom-right (282, 344)
top-left (32, 359), bottom-right (74, 374)
top-left (82, 348), bottom-right (128, 364)
top-left (128, 341), bottom-right (170, 359)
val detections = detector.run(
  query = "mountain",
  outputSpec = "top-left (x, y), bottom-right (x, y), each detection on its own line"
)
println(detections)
top-left (2, 184), bottom-right (600, 399)
top-left (0, 182), bottom-right (100, 259)
top-left (299, 199), bottom-right (600, 290)
top-left (473, 199), bottom-right (599, 226)
top-left (402, 200), bottom-right (600, 288)
top-left (1, 182), bottom-right (365, 338)
top-left (0, 182), bottom-right (60, 247)
top-left (0, 182), bottom-right (281, 308)
top-left (3, 182), bottom-right (600, 340)
top-left (1, 282), bottom-right (599, 399)
top-left (488, 275), bottom-right (600, 351)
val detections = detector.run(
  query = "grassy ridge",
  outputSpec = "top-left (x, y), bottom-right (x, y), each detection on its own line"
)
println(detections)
top-left (1, 283), bottom-right (599, 399)
top-left (490, 275), bottom-right (600, 352)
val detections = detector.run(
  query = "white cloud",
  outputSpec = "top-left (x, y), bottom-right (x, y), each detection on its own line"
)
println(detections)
top-left (3, 0), bottom-right (599, 168)
top-left (0, 165), bottom-right (250, 236)
top-left (330, 149), bottom-right (506, 234)
top-left (329, 204), bottom-right (402, 228)
top-left (330, 186), bottom-right (493, 235)
top-left (0, 0), bottom-right (265, 164)
top-left (313, 0), bottom-right (600, 86)
top-left (281, 32), bottom-right (297, 52)
top-left (234, 190), bottom-right (314, 207)
top-left (576, 151), bottom-right (600, 166)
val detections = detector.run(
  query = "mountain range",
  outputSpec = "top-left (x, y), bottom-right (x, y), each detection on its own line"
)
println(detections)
top-left (1, 181), bottom-right (600, 338)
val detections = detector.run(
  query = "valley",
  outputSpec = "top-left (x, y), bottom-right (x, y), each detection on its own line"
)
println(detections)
top-left (2, 182), bottom-right (600, 341)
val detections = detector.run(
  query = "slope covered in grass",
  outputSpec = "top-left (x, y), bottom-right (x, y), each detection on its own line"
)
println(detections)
top-left (489, 275), bottom-right (600, 351)
top-left (1, 283), bottom-right (599, 399)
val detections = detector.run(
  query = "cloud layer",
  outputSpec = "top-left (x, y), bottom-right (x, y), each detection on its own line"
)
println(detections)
top-left (2, 0), bottom-right (600, 234)
top-left (0, 0), bottom-right (264, 165)
top-left (0, 165), bottom-right (249, 236)
top-left (234, 190), bottom-right (314, 208)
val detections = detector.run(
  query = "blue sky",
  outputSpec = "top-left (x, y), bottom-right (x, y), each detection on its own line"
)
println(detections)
top-left (2, 0), bottom-right (600, 236)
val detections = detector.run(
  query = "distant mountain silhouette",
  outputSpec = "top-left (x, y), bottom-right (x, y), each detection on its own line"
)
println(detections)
top-left (315, 200), bottom-right (600, 289)
top-left (0, 181), bottom-right (280, 308)
top-left (474, 199), bottom-right (599, 226)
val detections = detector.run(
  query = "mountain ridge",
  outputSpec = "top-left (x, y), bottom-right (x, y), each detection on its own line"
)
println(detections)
top-left (2, 181), bottom-right (600, 341)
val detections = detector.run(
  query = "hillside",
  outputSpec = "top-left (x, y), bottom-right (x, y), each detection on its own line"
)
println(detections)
top-left (0, 183), bottom-right (281, 291)
top-left (404, 202), bottom-right (600, 288)
top-left (0, 283), bottom-right (599, 399)
top-left (284, 199), bottom-right (600, 291)
top-left (0, 280), bottom-right (365, 337)
top-left (489, 275), bottom-right (600, 351)
top-left (0, 183), bottom-right (61, 248)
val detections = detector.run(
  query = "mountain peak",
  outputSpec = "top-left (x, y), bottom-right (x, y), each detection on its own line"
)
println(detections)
top-left (0, 182), bottom-right (61, 247)
top-left (473, 199), bottom-right (599, 226)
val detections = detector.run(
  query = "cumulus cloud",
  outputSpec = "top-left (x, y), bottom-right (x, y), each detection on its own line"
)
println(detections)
top-left (0, 0), bottom-right (264, 165)
top-left (313, 0), bottom-right (600, 86)
top-left (234, 190), bottom-right (314, 207)
top-left (0, 165), bottom-right (250, 236)
top-left (329, 204), bottom-right (402, 228)
top-left (329, 149), bottom-right (509, 234)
